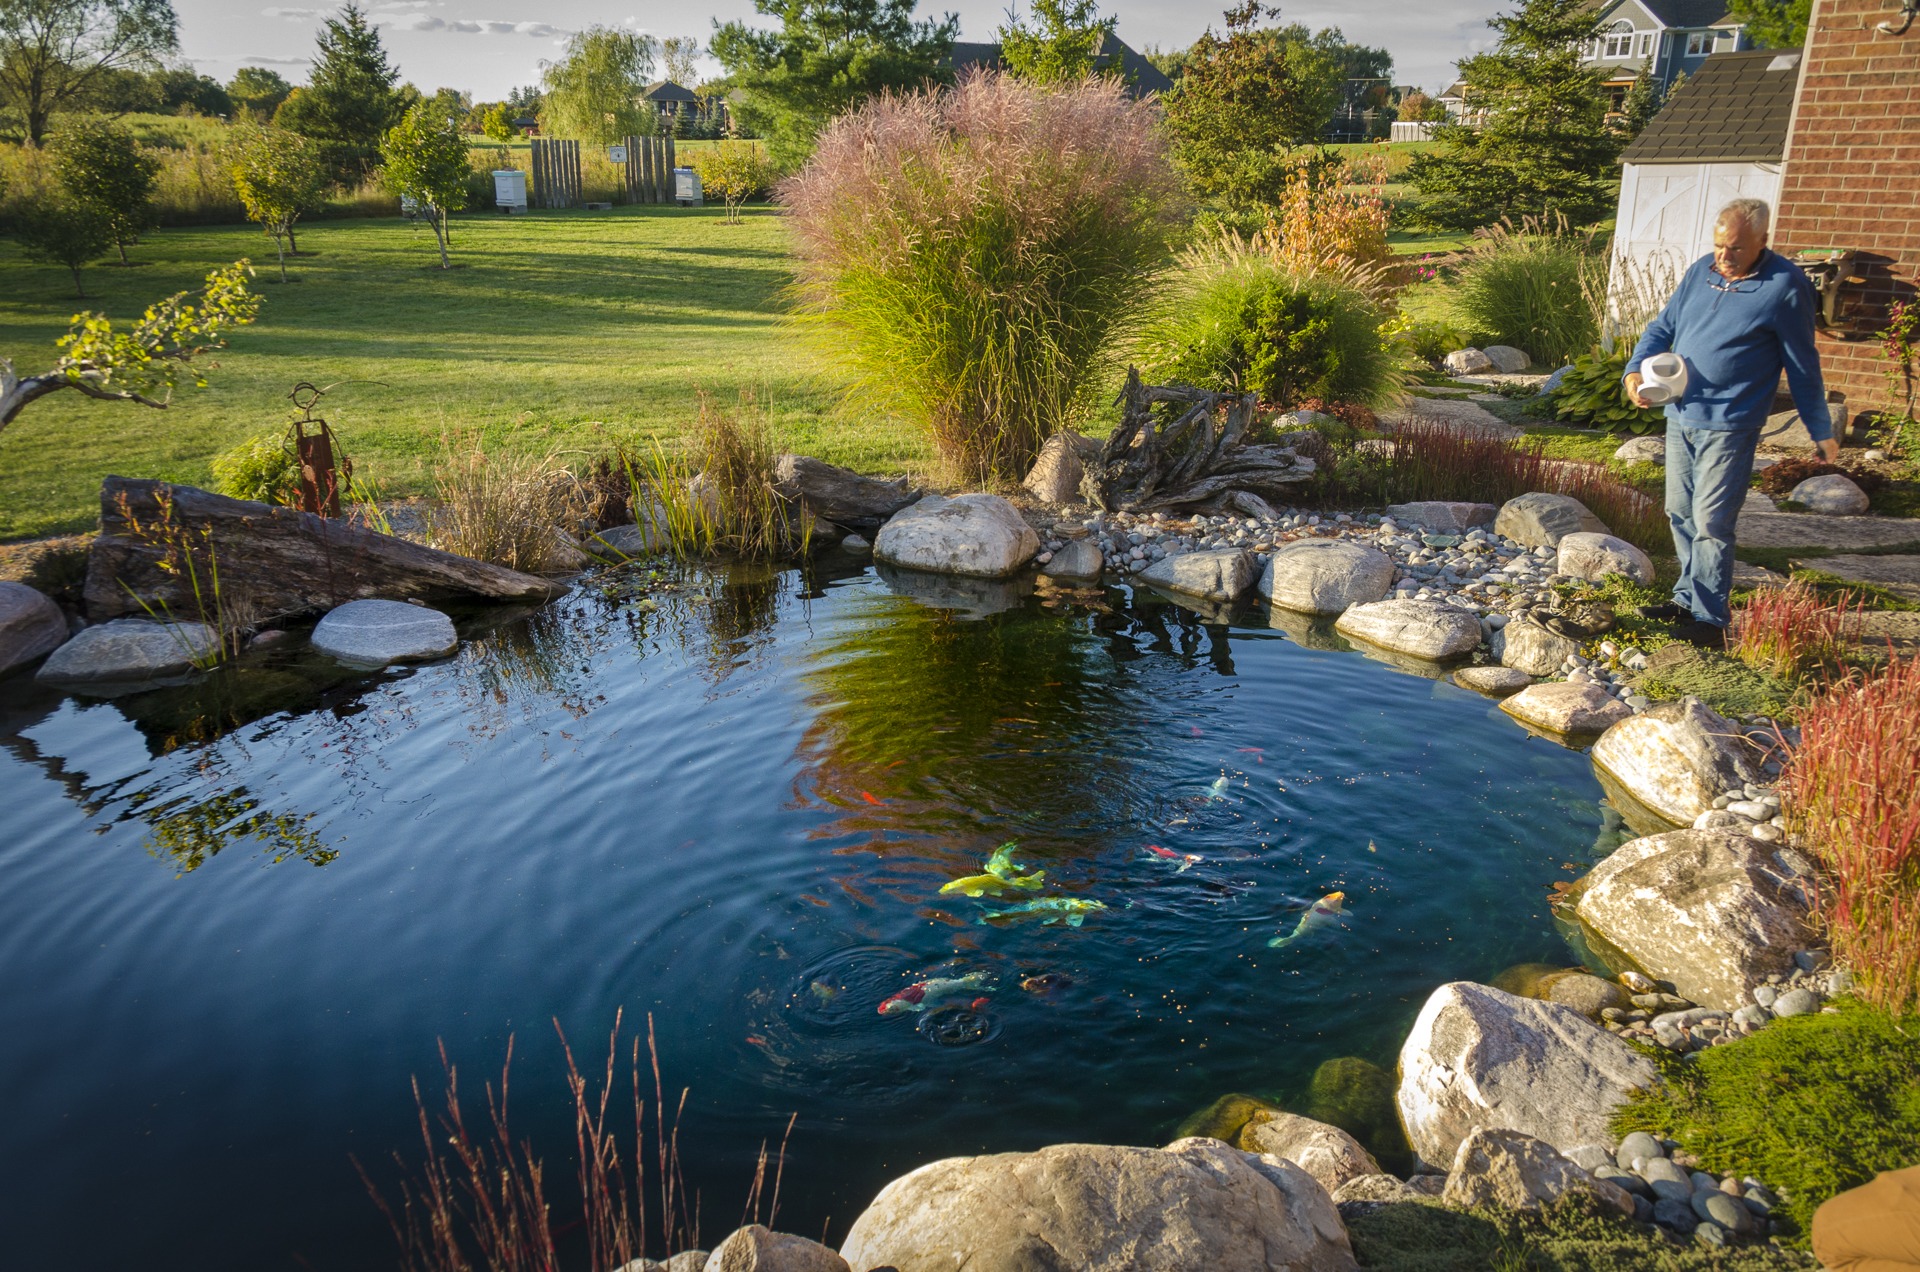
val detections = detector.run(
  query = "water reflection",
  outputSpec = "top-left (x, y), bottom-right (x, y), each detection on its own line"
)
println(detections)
top-left (138, 788), bottom-right (334, 874)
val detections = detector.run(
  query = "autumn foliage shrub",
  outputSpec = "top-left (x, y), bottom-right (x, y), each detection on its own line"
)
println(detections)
top-left (782, 70), bottom-right (1181, 483)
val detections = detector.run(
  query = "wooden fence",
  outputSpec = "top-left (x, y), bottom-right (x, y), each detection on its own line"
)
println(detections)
top-left (529, 138), bottom-right (581, 209)
top-left (622, 134), bottom-right (679, 205)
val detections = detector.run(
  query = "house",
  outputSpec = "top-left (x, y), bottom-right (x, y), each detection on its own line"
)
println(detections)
top-left (1434, 80), bottom-right (1486, 125)
top-left (947, 31), bottom-right (1175, 97)
top-left (1581, 0), bottom-right (1754, 112)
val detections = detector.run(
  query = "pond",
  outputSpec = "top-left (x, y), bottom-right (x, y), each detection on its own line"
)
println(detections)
top-left (0, 560), bottom-right (1623, 1270)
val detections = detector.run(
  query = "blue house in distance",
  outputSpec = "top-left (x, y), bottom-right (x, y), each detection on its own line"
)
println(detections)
top-left (1582, 0), bottom-right (1755, 111)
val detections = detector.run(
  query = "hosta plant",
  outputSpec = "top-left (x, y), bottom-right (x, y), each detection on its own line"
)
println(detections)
top-left (1548, 340), bottom-right (1665, 434)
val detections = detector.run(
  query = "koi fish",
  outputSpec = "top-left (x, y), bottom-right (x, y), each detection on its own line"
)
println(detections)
top-left (1020, 971), bottom-right (1073, 995)
top-left (1143, 844), bottom-right (1202, 873)
top-left (861, 791), bottom-right (883, 806)
top-left (1268, 892), bottom-right (1345, 949)
top-left (1200, 776), bottom-right (1231, 802)
top-left (878, 971), bottom-right (992, 1015)
top-left (941, 843), bottom-right (1046, 896)
top-left (977, 897), bottom-right (1109, 928)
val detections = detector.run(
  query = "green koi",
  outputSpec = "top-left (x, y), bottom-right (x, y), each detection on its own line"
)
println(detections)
top-left (977, 897), bottom-right (1108, 928)
top-left (1268, 891), bottom-right (1345, 949)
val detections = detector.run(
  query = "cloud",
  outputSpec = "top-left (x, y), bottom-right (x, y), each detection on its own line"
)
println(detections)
top-left (368, 11), bottom-right (571, 37)
top-left (245, 54), bottom-right (312, 64)
top-left (261, 6), bottom-right (324, 19)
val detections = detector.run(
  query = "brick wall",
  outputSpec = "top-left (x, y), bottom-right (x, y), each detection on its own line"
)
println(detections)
top-left (1774, 0), bottom-right (1920, 429)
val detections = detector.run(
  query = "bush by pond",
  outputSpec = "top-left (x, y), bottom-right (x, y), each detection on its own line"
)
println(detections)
top-left (783, 71), bottom-right (1180, 484)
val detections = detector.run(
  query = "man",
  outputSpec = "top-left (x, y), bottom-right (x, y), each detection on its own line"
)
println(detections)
top-left (1624, 198), bottom-right (1839, 647)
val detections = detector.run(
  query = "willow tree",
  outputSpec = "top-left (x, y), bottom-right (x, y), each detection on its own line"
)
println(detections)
top-left (539, 26), bottom-right (658, 144)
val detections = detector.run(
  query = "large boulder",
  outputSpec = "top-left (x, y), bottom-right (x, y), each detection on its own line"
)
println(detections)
top-left (1492, 619), bottom-right (1579, 677)
top-left (1238, 1110), bottom-right (1382, 1196)
top-left (1330, 1175), bottom-right (1427, 1205)
top-left (1453, 665), bottom-right (1531, 697)
top-left (772, 455), bottom-right (918, 531)
top-left (1557, 533), bottom-right (1655, 586)
top-left (1022, 433), bottom-right (1086, 505)
top-left (1573, 830), bottom-right (1811, 1010)
top-left (0, 581), bottom-right (68, 678)
top-left (1334, 600), bottom-right (1482, 661)
top-left (86, 478), bottom-right (568, 626)
top-left (1790, 474), bottom-right (1870, 515)
top-left (1482, 346), bottom-right (1532, 373)
top-left (1140, 549), bottom-right (1257, 603)
top-left (1396, 982), bottom-right (1660, 1169)
top-left (1441, 1128), bottom-right (1634, 1216)
top-left (704, 1225), bottom-right (849, 1272)
top-left (1383, 502), bottom-right (1498, 534)
top-left (1494, 493), bottom-right (1608, 549)
top-left (310, 599), bottom-right (459, 666)
top-left (1259, 540), bottom-right (1394, 616)
top-left (876, 564), bottom-right (1031, 619)
top-left (838, 1139), bottom-right (1357, 1272)
top-left (1499, 682), bottom-right (1631, 738)
top-left (1614, 436), bottom-right (1666, 465)
top-left (1445, 348), bottom-right (1494, 375)
top-left (874, 494), bottom-right (1039, 579)
top-left (1590, 699), bottom-right (1762, 829)
top-left (36, 617), bottom-right (218, 686)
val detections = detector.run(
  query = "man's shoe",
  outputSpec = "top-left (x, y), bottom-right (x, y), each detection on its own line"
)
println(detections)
top-left (1675, 620), bottom-right (1727, 650)
top-left (1637, 602), bottom-right (1686, 621)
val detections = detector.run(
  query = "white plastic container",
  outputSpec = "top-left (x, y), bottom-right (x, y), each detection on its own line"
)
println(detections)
top-left (674, 168), bottom-right (702, 207)
top-left (1639, 351), bottom-right (1689, 405)
top-left (493, 169), bottom-right (528, 214)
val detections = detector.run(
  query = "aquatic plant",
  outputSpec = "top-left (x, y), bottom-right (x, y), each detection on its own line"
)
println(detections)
top-left (1781, 657), bottom-right (1920, 1016)
top-left (616, 394), bottom-right (812, 563)
top-left (109, 485), bottom-right (244, 669)
top-left (1730, 581), bottom-right (1863, 681)
top-left (783, 69), bottom-right (1182, 483)
top-left (426, 433), bottom-right (585, 575)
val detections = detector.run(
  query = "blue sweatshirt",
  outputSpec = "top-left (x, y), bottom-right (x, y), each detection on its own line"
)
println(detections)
top-left (1624, 249), bottom-right (1832, 441)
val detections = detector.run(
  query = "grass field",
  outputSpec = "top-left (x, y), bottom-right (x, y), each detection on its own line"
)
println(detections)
top-left (0, 205), bottom-right (930, 540)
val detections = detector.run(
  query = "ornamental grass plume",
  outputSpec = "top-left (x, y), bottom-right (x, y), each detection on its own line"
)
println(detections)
top-left (1731, 580), bottom-right (1863, 680)
top-left (1781, 655), bottom-right (1920, 1016)
top-left (781, 70), bottom-right (1182, 484)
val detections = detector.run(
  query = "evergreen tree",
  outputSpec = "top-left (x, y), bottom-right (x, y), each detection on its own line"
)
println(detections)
top-left (1726, 0), bottom-right (1811, 49)
top-left (1621, 65), bottom-right (1664, 136)
top-left (710, 0), bottom-right (958, 170)
top-left (997, 0), bottom-right (1115, 84)
top-left (273, 4), bottom-right (405, 185)
top-left (1404, 0), bottom-right (1619, 231)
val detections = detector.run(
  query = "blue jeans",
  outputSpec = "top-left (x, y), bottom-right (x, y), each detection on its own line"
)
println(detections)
top-left (1666, 421), bottom-right (1760, 627)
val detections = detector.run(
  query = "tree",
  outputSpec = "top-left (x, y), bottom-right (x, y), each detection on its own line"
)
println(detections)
top-left (1404, 0), bottom-right (1620, 231)
top-left (711, 0), bottom-right (959, 170)
top-left (1621, 65), bottom-right (1664, 136)
top-left (1398, 90), bottom-right (1447, 123)
top-left (228, 66), bottom-right (292, 120)
top-left (227, 124), bottom-right (326, 279)
top-left (1160, 3), bottom-right (1342, 216)
top-left (695, 139), bottom-right (771, 222)
top-left (662, 35), bottom-right (702, 86)
top-left (538, 25), bottom-right (657, 144)
top-left (11, 196), bottom-right (114, 294)
top-left (273, 4), bottom-right (405, 185)
top-left (378, 101), bottom-right (468, 268)
top-left (0, 260), bottom-right (259, 430)
top-left (50, 117), bottom-right (158, 264)
top-left (470, 102), bottom-right (516, 140)
top-left (997, 0), bottom-right (1115, 84)
top-left (0, 0), bottom-right (178, 146)
top-left (1141, 42), bottom-right (1191, 82)
top-left (1727, 0), bottom-right (1811, 49)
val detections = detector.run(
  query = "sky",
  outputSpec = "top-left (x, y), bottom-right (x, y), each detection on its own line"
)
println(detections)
top-left (176, 0), bottom-right (1504, 102)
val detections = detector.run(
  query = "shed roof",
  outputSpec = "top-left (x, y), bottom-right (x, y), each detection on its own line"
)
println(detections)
top-left (946, 33), bottom-right (1173, 97)
top-left (1618, 48), bottom-right (1800, 165)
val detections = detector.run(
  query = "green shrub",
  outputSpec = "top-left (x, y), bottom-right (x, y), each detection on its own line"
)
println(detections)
top-left (1614, 1000), bottom-right (1920, 1239)
top-left (783, 72), bottom-right (1181, 483)
top-left (1138, 240), bottom-right (1402, 409)
top-left (1382, 311), bottom-right (1471, 369)
top-left (1452, 218), bottom-right (1601, 368)
top-left (211, 431), bottom-right (301, 505)
top-left (1549, 341), bottom-right (1666, 433)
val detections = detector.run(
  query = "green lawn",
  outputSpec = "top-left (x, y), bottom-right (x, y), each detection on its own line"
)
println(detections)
top-left (0, 205), bottom-right (925, 540)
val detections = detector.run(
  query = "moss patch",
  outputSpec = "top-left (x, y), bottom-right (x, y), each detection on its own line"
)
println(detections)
top-left (1612, 1001), bottom-right (1920, 1240)
top-left (1630, 646), bottom-right (1798, 720)
top-left (1347, 1196), bottom-right (1815, 1271)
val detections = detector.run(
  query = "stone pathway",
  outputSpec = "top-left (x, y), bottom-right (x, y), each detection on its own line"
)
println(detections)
top-left (1735, 508), bottom-right (1920, 551)
top-left (1798, 553), bottom-right (1920, 602)
top-left (1378, 396), bottom-right (1520, 438)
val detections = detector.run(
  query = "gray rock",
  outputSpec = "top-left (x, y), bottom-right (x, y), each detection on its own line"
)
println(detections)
top-left (1695, 1219), bottom-right (1729, 1247)
top-left (1642, 1157), bottom-right (1695, 1202)
top-left (1445, 348), bottom-right (1494, 375)
top-left (1482, 345), bottom-right (1532, 373)
top-left (874, 494), bottom-right (1039, 579)
top-left (1330, 1174), bottom-right (1425, 1205)
top-left (1771, 987), bottom-right (1819, 1017)
top-left (1258, 539), bottom-right (1394, 615)
top-left (1595, 1164), bottom-right (1649, 1197)
top-left (0, 581), bottom-right (68, 678)
top-left (1591, 699), bottom-right (1763, 829)
top-left (839, 533), bottom-right (871, 554)
top-left (1653, 1197), bottom-right (1699, 1234)
top-left (1453, 665), bottom-right (1532, 697)
top-left (591, 520), bottom-right (667, 558)
top-left (1565, 1144), bottom-right (1614, 1172)
top-left (1395, 982), bottom-right (1660, 1168)
top-left (1616, 1131), bottom-right (1665, 1169)
top-left (666, 1253), bottom-right (710, 1272)
top-left (36, 617), bottom-right (218, 686)
top-left (1492, 619), bottom-right (1580, 677)
top-left (1541, 972), bottom-right (1630, 1017)
top-left (1383, 501), bottom-right (1498, 534)
top-left (1442, 1128), bottom-right (1634, 1216)
top-left (1334, 599), bottom-right (1483, 662)
top-left (1557, 532), bottom-right (1655, 587)
top-left (310, 599), bottom-right (458, 666)
top-left (837, 1139), bottom-right (1358, 1272)
top-left (1614, 436), bottom-right (1667, 465)
top-left (704, 1224), bottom-right (849, 1272)
top-left (1407, 1175), bottom-right (1448, 1196)
top-left (1140, 548), bottom-right (1257, 603)
top-left (1541, 365), bottom-right (1576, 395)
top-left (1695, 1191), bottom-right (1750, 1232)
top-left (1494, 493), bottom-right (1609, 549)
top-left (1795, 949), bottom-right (1831, 972)
top-left (1040, 538), bottom-right (1102, 580)
top-left (876, 564), bottom-right (1031, 619)
top-left (1790, 474), bottom-right (1870, 515)
top-left (1022, 432), bottom-right (1086, 505)
top-left (1574, 830), bottom-right (1811, 1010)
top-left (1500, 682), bottom-right (1632, 738)
top-left (1240, 1110), bottom-right (1382, 1196)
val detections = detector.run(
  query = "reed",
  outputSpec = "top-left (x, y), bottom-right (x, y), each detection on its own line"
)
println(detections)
top-left (1731, 580), bottom-right (1863, 680)
top-left (426, 433), bottom-right (585, 575)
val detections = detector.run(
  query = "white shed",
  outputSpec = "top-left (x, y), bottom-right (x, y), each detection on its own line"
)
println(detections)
top-left (1609, 49), bottom-right (1803, 317)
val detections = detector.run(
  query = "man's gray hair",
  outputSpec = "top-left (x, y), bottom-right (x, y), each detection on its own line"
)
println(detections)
top-left (1717, 197), bottom-right (1772, 235)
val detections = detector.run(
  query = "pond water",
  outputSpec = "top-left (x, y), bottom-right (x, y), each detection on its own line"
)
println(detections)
top-left (0, 560), bottom-right (1621, 1270)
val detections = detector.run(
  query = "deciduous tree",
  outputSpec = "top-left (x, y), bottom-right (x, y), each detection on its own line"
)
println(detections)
top-left (1726, 0), bottom-right (1811, 49)
top-left (50, 116), bottom-right (158, 263)
top-left (227, 124), bottom-right (326, 278)
top-left (273, 4), bottom-right (406, 184)
top-left (695, 139), bottom-right (770, 222)
top-left (997, 0), bottom-right (1115, 84)
top-left (539, 26), bottom-right (657, 144)
top-left (378, 101), bottom-right (469, 269)
top-left (10, 196), bottom-right (114, 294)
top-left (228, 65), bottom-right (292, 120)
top-left (0, 0), bottom-right (178, 146)
top-left (661, 35), bottom-right (702, 86)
